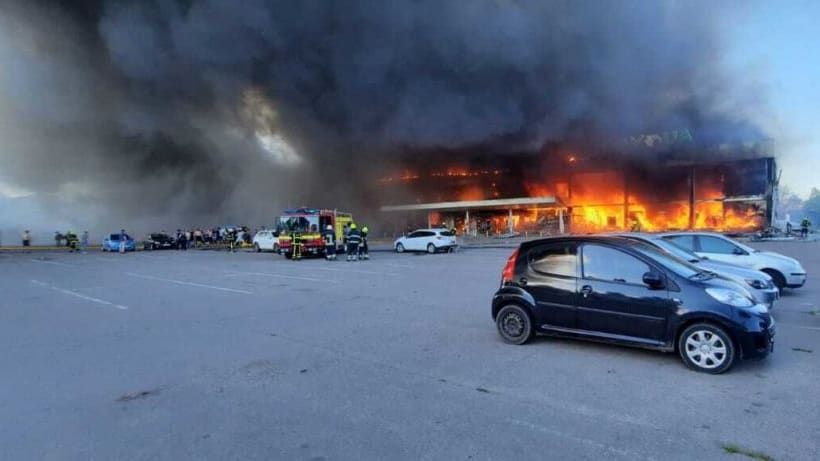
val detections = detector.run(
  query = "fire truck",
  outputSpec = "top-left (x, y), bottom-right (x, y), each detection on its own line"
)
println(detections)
top-left (276, 208), bottom-right (353, 259)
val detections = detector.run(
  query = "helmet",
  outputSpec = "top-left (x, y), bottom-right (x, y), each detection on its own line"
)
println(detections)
top-left (350, 223), bottom-right (357, 230)
top-left (326, 225), bottom-right (333, 231)
top-left (362, 226), bottom-right (369, 233)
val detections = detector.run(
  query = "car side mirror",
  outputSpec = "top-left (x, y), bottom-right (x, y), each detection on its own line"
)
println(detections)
top-left (642, 271), bottom-right (665, 289)
top-left (732, 247), bottom-right (747, 256)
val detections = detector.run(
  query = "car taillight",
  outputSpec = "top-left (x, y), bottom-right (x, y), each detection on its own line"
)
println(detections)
top-left (501, 249), bottom-right (519, 285)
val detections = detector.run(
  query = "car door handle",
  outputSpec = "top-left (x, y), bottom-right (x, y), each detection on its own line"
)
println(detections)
top-left (580, 285), bottom-right (593, 298)
top-left (518, 277), bottom-right (528, 286)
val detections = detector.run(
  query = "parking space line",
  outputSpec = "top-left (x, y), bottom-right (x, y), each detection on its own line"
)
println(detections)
top-left (311, 266), bottom-right (393, 276)
top-left (30, 280), bottom-right (128, 310)
top-left (30, 258), bottom-right (76, 267)
top-left (778, 323), bottom-right (820, 331)
top-left (127, 272), bottom-right (252, 294)
top-left (225, 270), bottom-right (335, 283)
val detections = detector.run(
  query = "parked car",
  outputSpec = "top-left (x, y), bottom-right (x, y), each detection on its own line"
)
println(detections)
top-left (144, 233), bottom-right (176, 250)
top-left (492, 236), bottom-right (774, 374)
top-left (617, 233), bottom-right (779, 309)
top-left (252, 230), bottom-right (280, 253)
top-left (660, 232), bottom-right (806, 291)
top-left (394, 229), bottom-right (457, 254)
top-left (102, 233), bottom-right (136, 252)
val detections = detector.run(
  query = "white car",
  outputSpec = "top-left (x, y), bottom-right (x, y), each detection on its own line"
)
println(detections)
top-left (252, 230), bottom-right (280, 253)
top-left (394, 229), bottom-right (457, 254)
top-left (661, 232), bottom-right (807, 291)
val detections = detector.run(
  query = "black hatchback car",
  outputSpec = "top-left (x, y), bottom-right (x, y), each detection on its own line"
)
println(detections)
top-left (492, 236), bottom-right (775, 373)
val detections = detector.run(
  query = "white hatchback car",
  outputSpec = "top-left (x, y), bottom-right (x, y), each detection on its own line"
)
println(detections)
top-left (661, 232), bottom-right (807, 291)
top-left (252, 230), bottom-right (280, 253)
top-left (394, 229), bottom-right (457, 254)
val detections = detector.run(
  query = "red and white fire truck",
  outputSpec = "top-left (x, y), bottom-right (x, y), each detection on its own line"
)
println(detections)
top-left (276, 208), bottom-right (353, 259)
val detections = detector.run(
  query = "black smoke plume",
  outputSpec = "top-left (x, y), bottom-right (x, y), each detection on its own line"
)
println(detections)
top-left (0, 0), bottom-right (766, 237)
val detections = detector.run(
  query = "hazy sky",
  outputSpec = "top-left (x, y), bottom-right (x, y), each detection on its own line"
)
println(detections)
top-left (728, 0), bottom-right (820, 197)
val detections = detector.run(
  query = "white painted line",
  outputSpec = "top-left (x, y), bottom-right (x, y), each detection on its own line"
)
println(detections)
top-left (383, 262), bottom-right (414, 269)
top-left (127, 272), bottom-right (252, 294)
top-left (778, 323), bottom-right (820, 331)
top-left (30, 280), bottom-right (128, 310)
top-left (226, 270), bottom-right (335, 283)
top-left (311, 266), bottom-right (391, 276)
top-left (30, 259), bottom-right (75, 267)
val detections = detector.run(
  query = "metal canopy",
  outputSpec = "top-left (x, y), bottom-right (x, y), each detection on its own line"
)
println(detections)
top-left (380, 196), bottom-right (561, 212)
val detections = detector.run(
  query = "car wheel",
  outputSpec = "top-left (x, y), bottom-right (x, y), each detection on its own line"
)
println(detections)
top-left (678, 323), bottom-right (736, 374)
top-left (761, 269), bottom-right (786, 292)
top-left (284, 252), bottom-right (292, 260)
top-left (496, 305), bottom-right (534, 345)
top-left (426, 243), bottom-right (436, 254)
top-left (254, 243), bottom-right (261, 253)
top-left (396, 243), bottom-right (405, 253)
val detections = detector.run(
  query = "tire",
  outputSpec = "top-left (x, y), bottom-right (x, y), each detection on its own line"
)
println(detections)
top-left (254, 243), bottom-right (261, 253)
top-left (678, 323), bottom-right (736, 374)
top-left (396, 243), bottom-right (405, 253)
top-left (284, 252), bottom-right (292, 260)
top-left (761, 269), bottom-right (786, 293)
top-left (426, 243), bottom-right (436, 254)
top-left (496, 305), bottom-right (534, 345)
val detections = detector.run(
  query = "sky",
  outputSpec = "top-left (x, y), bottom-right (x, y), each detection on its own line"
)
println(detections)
top-left (728, 0), bottom-right (820, 197)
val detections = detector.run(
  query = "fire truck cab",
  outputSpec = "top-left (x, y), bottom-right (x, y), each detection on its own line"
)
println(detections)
top-left (276, 208), bottom-right (353, 259)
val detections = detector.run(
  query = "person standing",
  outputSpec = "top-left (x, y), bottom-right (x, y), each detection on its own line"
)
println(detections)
top-left (80, 231), bottom-right (89, 253)
top-left (359, 225), bottom-right (369, 260)
top-left (346, 223), bottom-right (361, 262)
top-left (323, 225), bottom-right (337, 261)
top-left (119, 229), bottom-right (127, 253)
top-left (800, 217), bottom-right (811, 239)
top-left (22, 230), bottom-right (31, 247)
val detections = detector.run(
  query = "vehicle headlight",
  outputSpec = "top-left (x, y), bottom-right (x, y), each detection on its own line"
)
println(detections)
top-left (706, 288), bottom-right (754, 307)
top-left (745, 279), bottom-right (767, 290)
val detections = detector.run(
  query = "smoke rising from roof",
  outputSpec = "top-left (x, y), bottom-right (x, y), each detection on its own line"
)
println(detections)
top-left (0, 0), bottom-right (767, 236)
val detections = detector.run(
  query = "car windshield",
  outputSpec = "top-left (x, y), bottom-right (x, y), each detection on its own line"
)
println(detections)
top-left (630, 241), bottom-right (701, 278)
top-left (109, 234), bottom-right (120, 240)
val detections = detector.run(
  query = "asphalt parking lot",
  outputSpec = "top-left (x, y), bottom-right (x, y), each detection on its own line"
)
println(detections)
top-left (1, 242), bottom-right (819, 460)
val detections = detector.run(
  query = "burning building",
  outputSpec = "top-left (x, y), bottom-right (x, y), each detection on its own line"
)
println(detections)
top-left (378, 135), bottom-right (777, 236)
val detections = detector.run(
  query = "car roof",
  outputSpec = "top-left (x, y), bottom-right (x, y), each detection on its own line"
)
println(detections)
top-left (519, 234), bottom-right (647, 250)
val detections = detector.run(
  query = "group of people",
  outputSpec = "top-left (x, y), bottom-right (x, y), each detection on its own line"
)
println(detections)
top-left (322, 223), bottom-right (369, 262)
top-left (172, 227), bottom-right (251, 250)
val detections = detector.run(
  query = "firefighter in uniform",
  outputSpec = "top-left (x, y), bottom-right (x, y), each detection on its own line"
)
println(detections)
top-left (323, 225), bottom-right (337, 260)
top-left (291, 230), bottom-right (303, 260)
top-left (358, 225), bottom-right (369, 260)
top-left (801, 217), bottom-right (811, 239)
top-left (346, 223), bottom-right (361, 261)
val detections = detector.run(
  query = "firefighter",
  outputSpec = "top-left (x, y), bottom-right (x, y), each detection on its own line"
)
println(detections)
top-left (800, 217), bottom-right (811, 239)
top-left (323, 225), bottom-right (337, 260)
top-left (291, 230), bottom-right (303, 260)
top-left (630, 219), bottom-right (641, 232)
top-left (358, 225), bottom-right (369, 260)
top-left (346, 223), bottom-right (361, 261)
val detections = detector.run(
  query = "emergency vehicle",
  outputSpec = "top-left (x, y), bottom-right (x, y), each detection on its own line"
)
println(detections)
top-left (276, 208), bottom-right (353, 259)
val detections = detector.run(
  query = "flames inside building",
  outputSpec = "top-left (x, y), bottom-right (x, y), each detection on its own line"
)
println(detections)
top-left (377, 140), bottom-right (777, 236)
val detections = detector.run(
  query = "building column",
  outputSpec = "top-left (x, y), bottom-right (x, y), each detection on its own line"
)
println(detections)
top-left (508, 208), bottom-right (514, 233)
top-left (688, 167), bottom-right (696, 230)
top-left (427, 212), bottom-right (432, 229)
top-left (465, 209), bottom-right (470, 236)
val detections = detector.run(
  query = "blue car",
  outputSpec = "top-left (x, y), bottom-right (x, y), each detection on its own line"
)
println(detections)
top-left (102, 233), bottom-right (136, 252)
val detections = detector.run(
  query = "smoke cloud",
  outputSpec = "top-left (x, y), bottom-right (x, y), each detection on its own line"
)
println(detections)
top-left (0, 0), bottom-right (767, 239)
